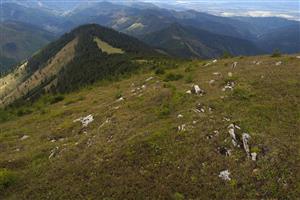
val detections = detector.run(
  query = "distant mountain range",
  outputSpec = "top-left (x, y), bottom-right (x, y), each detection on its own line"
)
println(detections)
top-left (0, 1), bottom-right (299, 72)
top-left (142, 23), bottom-right (262, 58)
top-left (256, 24), bottom-right (300, 53)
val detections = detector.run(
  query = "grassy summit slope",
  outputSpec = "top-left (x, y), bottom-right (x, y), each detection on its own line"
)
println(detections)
top-left (0, 54), bottom-right (299, 199)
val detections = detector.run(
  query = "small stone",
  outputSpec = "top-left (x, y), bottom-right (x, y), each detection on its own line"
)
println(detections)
top-left (212, 59), bottom-right (218, 63)
top-left (213, 72), bottom-right (221, 76)
top-left (145, 77), bottom-right (154, 82)
top-left (73, 114), bottom-right (94, 127)
top-left (223, 117), bottom-right (231, 122)
top-left (49, 147), bottom-right (59, 159)
top-left (242, 133), bottom-right (251, 157)
top-left (232, 62), bottom-right (238, 69)
top-left (251, 152), bottom-right (257, 161)
top-left (191, 85), bottom-right (205, 96)
top-left (116, 97), bottom-right (125, 102)
top-left (228, 72), bottom-right (233, 77)
top-left (219, 170), bottom-right (231, 181)
top-left (20, 135), bottom-right (30, 140)
top-left (252, 168), bottom-right (259, 175)
top-left (178, 124), bottom-right (186, 132)
top-left (275, 61), bottom-right (282, 66)
top-left (218, 147), bottom-right (231, 156)
top-left (177, 114), bottom-right (183, 118)
top-left (209, 80), bottom-right (216, 86)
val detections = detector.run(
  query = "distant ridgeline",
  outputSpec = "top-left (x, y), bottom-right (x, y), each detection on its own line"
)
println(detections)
top-left (0, 24), bottom-right (159, 106)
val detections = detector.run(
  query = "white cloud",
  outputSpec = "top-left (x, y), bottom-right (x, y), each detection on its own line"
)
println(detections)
top-left (219, 10), bottom-right (299, 20)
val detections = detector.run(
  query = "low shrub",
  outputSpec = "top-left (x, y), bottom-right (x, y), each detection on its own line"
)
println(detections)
top-left (231, 88), bottom-right (254, 100)
top-left (271, 49), bottom-right (281, 57)
top-left (49, 95), bottom-right (65, 104)
top-left (185, 74), bottom-right (193, 83)
top-left (16, 108), bottom-right (33, 116)
top-left (0, 169), bottom-right (17, 191)
top-left (157, 104), bottom-right (171, 117)
top-left (155, 67), bottom-right (165, 75)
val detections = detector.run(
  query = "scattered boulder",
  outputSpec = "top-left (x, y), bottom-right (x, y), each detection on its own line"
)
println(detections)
top-left (20, 135), bottom-right (30, 140)
top-left (219, 170), bottom-right (231, 181)
top-left (232, 62), bottom-right (238, 69)
top-left (228, 72), bottom-right (233, 77)
top-left (218, 147), bottom-right (232, 156)
top-left (145, 77), bottom-right (154, 82)
top-left (209, 80), bottom-right (216, 86)
top-left (228, 124), bottom-right (240, 147)
top-left (49, 147), bottom-right (59, 159)
top-left (296, 56), bottom-right (300, 59)
top-left (74, 114), bottom-right (94, 127)
top-left (178, 124), bottom-right (186, 132)
top-left (191, 85), bottom-right (205, 96)
top-left (251, 152), bottom-right (257, 161)
top-left (206, 130), bottom-right (219, 139)
top-left (223, 117), bottom-right (231, 122)
top-left (252, 61), bottom-right (261, 65)
top-left (213, 72), bottom-right (221, 76)
top-left (177, 114), bottom-right (183, 119)
top-left (212, 59), bottom-right (218, 63)
top-left (275, 61), bottom-right (282, 66)
top-left (222, 82), bottom-right (235, 92)
top-left (116, 97), bottom-right (125, 102)
top-left (242, 133), bottom-right (251, 157)
top-left (195, 103), bottom-right (205, 113)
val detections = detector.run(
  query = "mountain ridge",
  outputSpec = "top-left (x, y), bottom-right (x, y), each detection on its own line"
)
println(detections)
top-left (142, 23), bottom-right (263, 58)
top-left (0, 24), bottom-right (158, 106)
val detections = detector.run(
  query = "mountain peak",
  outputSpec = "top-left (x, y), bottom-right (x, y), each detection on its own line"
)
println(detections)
top-left (0, 24), bottom-right (157, 106)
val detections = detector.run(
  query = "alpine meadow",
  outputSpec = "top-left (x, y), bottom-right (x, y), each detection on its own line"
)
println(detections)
top-left (0, 0), bottom-right (299, 199)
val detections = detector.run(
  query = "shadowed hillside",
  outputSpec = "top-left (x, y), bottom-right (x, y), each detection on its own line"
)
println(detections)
top-left (142, 23), bottom-right (263, 58)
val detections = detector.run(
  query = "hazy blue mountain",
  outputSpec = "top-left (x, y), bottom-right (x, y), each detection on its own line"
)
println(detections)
top-left (142, 23), bottom-right (263, 58)
top-left (234, 17), bottom-right (300, 37)
top-left (0, 21), bottom-right (55, 73)
top-left (256, 24), bottom-right (300, 53)
top-left (1, 3), bottom-right (65, 33)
